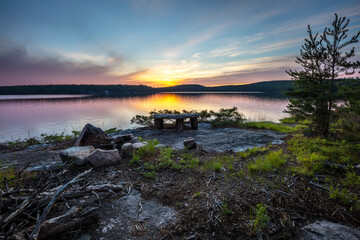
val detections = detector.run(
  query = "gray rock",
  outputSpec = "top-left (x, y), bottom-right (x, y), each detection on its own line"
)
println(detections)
top-left (128, 137), bottom-right (141, 144)
top-left (27, 162), bottom-right (64, 171)
top-left (133, 142), bottom-right (148, 149)
top-left (60, 146), bottom-right (95, 165)
top-left (155, 144), bottom-right (166, 149)
top-left (95, 190), bottom-right (177, 239)
top-left (74, 124), bottom-right (112, 148)
top-left (184, 137), bottom-right (196, 150)
top-left (121, 143), bottom-right (134, 159)
top-left (298, 221), bottom-right (360, 240)
top-left (76, 233), bottom-right (92, 240)
top-left (86, 149), bottom-right (121, 167)
top-left (113, 134), bottom-right (134, 143)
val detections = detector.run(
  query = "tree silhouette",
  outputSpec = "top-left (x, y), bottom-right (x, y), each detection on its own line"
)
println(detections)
top-left (286, 13), bottom-right (360, 136)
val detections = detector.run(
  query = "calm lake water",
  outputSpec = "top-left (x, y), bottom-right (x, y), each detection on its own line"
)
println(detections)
top-left (0, 93), bottom-right (289, 141)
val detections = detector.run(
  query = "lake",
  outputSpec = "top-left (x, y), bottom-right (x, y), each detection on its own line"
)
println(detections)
top-left (0, 93), bottom-right (289, 141)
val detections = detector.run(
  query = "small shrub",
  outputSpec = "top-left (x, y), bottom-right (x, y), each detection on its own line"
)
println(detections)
top-left (210, 107), bottom-right (245, 127)
top-left (193, 192), bottom-right (201, 198)
top-left (342, 172), bottom-right (360, 187)
top-left (203, 154), bottom-right (235, 173)
top-left (141, 171), bottom-right (156, 179)
top-left (289, 166), bottom-right (314, 176)
top-left (238, 146), bottom-right (268, 159)
top-left (221, 202), bottom-right (234, 218)
top-left (134, 139), bottom-right (159, 158)
top-left (251, 204), bottom-right (270, 232)
top-left (329, 186), bottom-right (357, 205)
top-left (130, 154), bottom-right (140, 166)
top-left (25, 137), bottom-right (41, 146)
top-left (248, 150), bottom-right (288, 173)
top-left (104, 127), bottom-right (121, 134)
top-left (213, 162), bottom-right (223, 172)
top-left (180, 152), bottom-right (199, 169)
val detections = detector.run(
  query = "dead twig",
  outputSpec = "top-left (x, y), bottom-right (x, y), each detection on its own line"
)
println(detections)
top-left (29, 168), bottom-right (92, 240)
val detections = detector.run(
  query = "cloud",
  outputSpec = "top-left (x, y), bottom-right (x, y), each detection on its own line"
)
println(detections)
top-left (180, 66), bottom-right (293, 86)
top-left (0, 40), bottom-right (143, 86)
top-left (130, 54), bottom-right (298, 87)
top-left (211, 38), bottom-right (302, 58)
top-left (163, 22), bottom-right (230, 58)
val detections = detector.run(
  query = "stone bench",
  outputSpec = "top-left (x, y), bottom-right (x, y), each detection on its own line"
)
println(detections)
top-left (154, 114), bottom-right (200, 132)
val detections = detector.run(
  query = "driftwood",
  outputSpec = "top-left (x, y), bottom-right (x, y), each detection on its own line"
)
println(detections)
top-left (2, 198), bottom-right (30, 224)
top-left (1, 189), bottom-right (35, 197)
top-left (86, 183), bottom-right (123, 192)
top-left (29, 169), bottom-right (92, 240)
top-left (37, 207), bottom-right (99, 239)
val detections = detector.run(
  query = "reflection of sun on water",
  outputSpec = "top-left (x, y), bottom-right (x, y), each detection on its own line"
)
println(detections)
top-left (130, 94), bottom-right (187, 111)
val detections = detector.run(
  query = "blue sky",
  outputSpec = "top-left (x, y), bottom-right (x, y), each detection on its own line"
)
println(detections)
top-left (0, 0), bottom-right (359, 86)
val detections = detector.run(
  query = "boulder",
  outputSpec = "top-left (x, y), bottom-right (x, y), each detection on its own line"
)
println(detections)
top-left (128, 137), bottom-right (141, 144)
top-left (113, 134), bottom-right (134, 143)
top-left (74, 124), bottom-right (112, 148)
top-left (86, 149), bottom-right (121, 167)
top-left (121, 143), bottom-right (134, 159)
top-left (60, 146), bottom-right (95, 165)
top-left (133, 142), bottom-right (148, 149)
top-left (184, 137), bottom-right (196, 150)
top-left (298, 221), bottom-right (360, 240)
top-left (113, 134), bottom-right (135, 150)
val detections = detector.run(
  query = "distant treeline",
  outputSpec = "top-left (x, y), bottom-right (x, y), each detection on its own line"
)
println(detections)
top-left (0, 84), bottom-right (157, 95)
top-left (0, 81), bottom-right (293, 95)
top-left (158, 80), bottom-right (293, 92)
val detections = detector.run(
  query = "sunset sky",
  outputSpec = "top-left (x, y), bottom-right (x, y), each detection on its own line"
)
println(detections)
top-left (0, 0), bottom-right (359, 87)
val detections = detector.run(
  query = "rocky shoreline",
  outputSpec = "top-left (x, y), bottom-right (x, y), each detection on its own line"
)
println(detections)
top-left (1, 123), bottom-right (359, 240)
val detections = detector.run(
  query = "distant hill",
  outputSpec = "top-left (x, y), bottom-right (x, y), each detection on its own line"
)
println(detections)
top-left (157, 81), bottom-right (293, 93)
top-left (0, 81), bottom-right (293, 95)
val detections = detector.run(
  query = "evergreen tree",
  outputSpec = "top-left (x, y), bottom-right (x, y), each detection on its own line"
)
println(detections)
top-left (285, 14), bottom-right (360, 136)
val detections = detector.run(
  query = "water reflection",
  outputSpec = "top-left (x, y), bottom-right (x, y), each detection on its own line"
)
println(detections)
top-left (0, 93), bottom-right (289, 140)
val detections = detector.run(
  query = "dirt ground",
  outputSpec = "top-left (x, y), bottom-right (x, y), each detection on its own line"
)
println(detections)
top-left (1, 130), bottom-right (359, 239)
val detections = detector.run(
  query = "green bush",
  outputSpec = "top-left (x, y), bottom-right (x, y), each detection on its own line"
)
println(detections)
top-left (251, 204), bottom-right (270, 232)
top-left (329, 186), bottom-right (357, 205)
top-left (248, 150), bottom-right (288, 173)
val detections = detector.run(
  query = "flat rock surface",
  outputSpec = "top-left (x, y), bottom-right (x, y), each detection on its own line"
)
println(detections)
top-left (298, 221), bottom-right (360, 240)
top-left (0, 148), bottom-right (62, 169)
top-left (1, 124), bottom-right (286, 169)
top-left (119, 123), bottom-right (286, 152)
top-left (94, 190), bottom-right (177, 240)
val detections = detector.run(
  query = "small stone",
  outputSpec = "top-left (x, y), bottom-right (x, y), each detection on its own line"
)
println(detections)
top-left (121, 143), bottom-right (134, 159)
top-left (128, 137), bottom-right (141, 144)
top-left (133, 142), bottom-right (148, 149)
top-left (86, 149), bottom-right (121, 167)
top-left (76, 233), bottom-right (92, 240)
top-left (60, 146), bottom-right (95, 165)
top-left (184, 137), bottom-right (196, 150)
top-left (155, 144), bottom-right (166, 149)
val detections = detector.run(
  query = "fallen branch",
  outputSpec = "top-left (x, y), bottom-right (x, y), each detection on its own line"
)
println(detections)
top-left (1, 189), bottom-right (35, 197)
top-left (38, 207), bottom-right (99, 239)
top-left (309, 181), bottom-right (329, 191)
top-left (29, 168), bottom-right (92, 240)
top-left (1, 198), bottom-right (30, 224)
